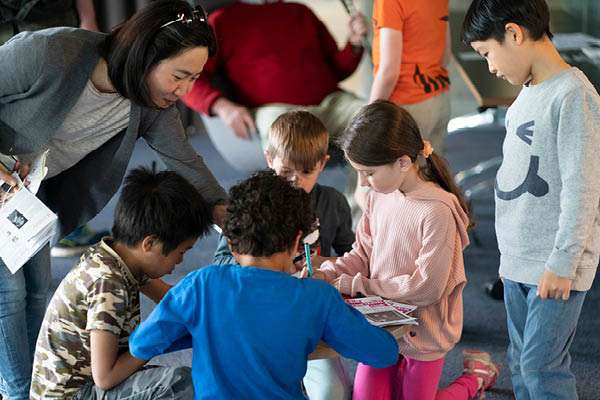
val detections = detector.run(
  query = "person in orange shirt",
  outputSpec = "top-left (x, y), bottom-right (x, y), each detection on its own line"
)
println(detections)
top-left (370, 0), bottom-right (451, 153)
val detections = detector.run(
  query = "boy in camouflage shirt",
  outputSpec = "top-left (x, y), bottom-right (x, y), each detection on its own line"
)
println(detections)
top-left (30, 165), bottom-right (213, 400)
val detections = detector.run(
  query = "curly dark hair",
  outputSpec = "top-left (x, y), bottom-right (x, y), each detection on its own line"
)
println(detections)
top-left (223, 169), bottom-right (316, 257)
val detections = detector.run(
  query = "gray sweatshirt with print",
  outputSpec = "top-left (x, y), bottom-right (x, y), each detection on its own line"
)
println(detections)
top-left (495, 68), bottom-right (600, 291)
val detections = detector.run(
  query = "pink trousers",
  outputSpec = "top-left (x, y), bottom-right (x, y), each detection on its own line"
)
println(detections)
top-left (353, 355), bottom-right (479, 400)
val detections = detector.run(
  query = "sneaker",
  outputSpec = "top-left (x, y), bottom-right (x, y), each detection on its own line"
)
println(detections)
top-left (50, 225), bottom-right (110, 258)
top-left (463, 350), bottom-right (499, 399)
top-left (484, 278), bottom-right (504, 301)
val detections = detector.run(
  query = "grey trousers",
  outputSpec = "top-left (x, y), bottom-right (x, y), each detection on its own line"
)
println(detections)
top-left (72, 366), bottom-right (194, 400)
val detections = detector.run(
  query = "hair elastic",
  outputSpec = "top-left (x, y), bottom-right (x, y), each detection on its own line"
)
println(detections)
top-left (419, 140), bottom-right (434, 158)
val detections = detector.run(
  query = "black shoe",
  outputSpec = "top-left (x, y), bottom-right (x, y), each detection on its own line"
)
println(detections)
top-left (485, 278), bottom-right (504, 301)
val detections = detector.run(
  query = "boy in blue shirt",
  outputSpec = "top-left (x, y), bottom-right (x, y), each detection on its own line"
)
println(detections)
top-left (462, 0), bottom-right (600, 398)
top-left (129, 170), bottom-right (399, 399)
top-left (211, 110), bottom-right (356, 399)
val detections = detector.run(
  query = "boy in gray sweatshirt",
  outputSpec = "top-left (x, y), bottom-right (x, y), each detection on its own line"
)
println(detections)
top-left (462, 0), bottom-right (600, 398)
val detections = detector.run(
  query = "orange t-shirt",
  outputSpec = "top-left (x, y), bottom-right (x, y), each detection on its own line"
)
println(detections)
top-left (372, 0), bottom-right (450, 105)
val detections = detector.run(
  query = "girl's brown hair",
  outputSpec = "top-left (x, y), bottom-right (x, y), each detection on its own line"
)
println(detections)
top-left (337, 100), bottom-right (472, 225)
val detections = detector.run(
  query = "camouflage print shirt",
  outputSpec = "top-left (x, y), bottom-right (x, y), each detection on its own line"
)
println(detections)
top-left (30, 238), bottom-right (149, 399)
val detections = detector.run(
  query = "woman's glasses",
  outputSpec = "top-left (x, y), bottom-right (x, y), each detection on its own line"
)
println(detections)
top-left (159, 6), bottom-right (208, 29)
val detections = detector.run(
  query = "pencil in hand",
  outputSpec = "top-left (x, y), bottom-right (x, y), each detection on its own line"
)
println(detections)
top-left (304, 243), bottom-right (313, 277)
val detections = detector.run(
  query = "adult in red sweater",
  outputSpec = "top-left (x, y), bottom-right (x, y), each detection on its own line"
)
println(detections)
top-left (183, 0), bottom-right (369, 141)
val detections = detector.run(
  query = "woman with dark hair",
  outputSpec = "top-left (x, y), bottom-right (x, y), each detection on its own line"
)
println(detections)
top-left (0, 1), bottom-right (226, 398)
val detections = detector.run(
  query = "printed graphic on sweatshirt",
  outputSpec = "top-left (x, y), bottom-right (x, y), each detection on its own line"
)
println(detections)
top-left (495, 120), bottom-right (549, 200)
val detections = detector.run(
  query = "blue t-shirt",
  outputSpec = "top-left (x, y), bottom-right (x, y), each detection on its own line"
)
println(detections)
top-left (129, 265), bottom-right (398, 399)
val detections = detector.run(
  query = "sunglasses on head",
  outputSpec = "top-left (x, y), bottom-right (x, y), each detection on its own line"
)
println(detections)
top-left (159, 5), bottom-right (208, 29)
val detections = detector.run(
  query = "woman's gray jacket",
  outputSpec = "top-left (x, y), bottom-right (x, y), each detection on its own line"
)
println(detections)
top-left (0, 27), bottom-right (227, 238)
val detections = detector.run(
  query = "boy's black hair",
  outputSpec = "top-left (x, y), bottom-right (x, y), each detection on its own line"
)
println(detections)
top-left (461, 0), bottom-right (553, 44)
top-left (223, 169), bottom-right (316, 257)
top-left (112, 163), bottom-right (212, 255)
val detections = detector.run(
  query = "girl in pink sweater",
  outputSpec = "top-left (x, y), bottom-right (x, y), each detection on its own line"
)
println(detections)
top-left (307, 101), bottom-right (499, 400)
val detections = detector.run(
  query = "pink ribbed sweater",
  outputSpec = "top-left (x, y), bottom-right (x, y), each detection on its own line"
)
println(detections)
top-left (320, 186), bottom-right (469, 361)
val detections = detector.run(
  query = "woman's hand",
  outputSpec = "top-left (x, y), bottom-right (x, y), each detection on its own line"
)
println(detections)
top-left (211, 204), bottom-right (227, 229)
top-left (0, 161), bottom-right (30, 187)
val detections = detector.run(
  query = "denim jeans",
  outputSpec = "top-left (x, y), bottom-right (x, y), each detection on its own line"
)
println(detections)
top-left (503, 278), bottom-right (587, 400)
top-left (0, 245), bottom-right (51, 400)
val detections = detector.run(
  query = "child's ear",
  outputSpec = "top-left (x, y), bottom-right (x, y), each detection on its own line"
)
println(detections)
top-left (398, 155), bottom-right (412, 171)
top-left (264, 151), bottom-right (274, 168)
top-left (318, 155), bottom-right (330, 172)
top-left (141, 235), bottom-right (158, 253)
top-left (504, 22), bottom-right (524, 45)
top-left (291, 231), bottom-right (303, 255)
top-left (227, 238), bottom-right (242, 263)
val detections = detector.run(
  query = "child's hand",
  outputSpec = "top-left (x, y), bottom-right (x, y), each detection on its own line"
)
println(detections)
top-left (287, 262), bottom-right (299, 274)
top-left (330, 276), bottom-right (342, 291)
top-left (300, 267), bottom-right (326, 281)
top-left (537, 269), bottom-right (572, 300)
top-left (308, 254), bottom-right (325, 268)
top-left (302, 255), bottom-right (336, 269)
